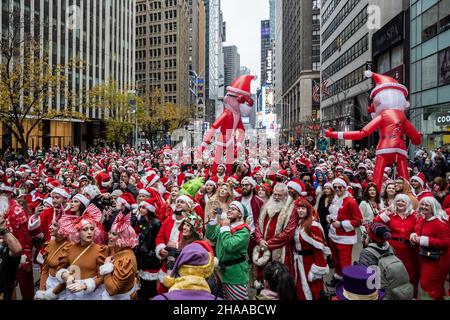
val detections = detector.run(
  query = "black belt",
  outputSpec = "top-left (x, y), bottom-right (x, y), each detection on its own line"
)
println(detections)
top-left (219, 256), bottom-right (247, 267)
top-left (295, 249), bottom-right (314, 256)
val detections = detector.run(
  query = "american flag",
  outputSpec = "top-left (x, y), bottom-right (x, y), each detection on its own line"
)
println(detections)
top-left (312, 79), bottom-right (329, 103)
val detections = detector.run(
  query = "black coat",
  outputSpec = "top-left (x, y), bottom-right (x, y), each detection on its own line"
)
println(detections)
top-left (134, 216), bottom-right (162, 271)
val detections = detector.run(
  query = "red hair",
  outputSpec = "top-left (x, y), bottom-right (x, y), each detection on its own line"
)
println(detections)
top-left (293, 198), bottom-right (322, 243)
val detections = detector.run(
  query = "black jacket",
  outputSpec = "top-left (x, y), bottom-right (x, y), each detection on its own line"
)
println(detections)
top-left (134, 216), bottom-right (162, 271)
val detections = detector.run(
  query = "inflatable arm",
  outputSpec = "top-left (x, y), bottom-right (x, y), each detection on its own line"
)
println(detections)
top-left (404, 120), bottom-right (422, 145)
top-left (325, 115), bottom-right (382, 141)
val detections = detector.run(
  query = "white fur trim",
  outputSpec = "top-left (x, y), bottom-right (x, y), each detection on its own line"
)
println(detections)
top-left (155, 243), bottom-right (166, 259)
top-left (138, 270), bottom-right (162, 281)
top-left (301, 224), bottom-right (329, 253)
top-left (140, 201), bottom-right (156, 213)
top-left (294, 227), bottom-right (313, 300)
top-left (370, 83), bottom-right (408, 99)
top-left (308, 263), bottom-right (330, 282)
top-left (220, 226), bottom-right (231, 233)
top-left (34, 290), bottom-right (45, 300)
top-left (287, 181), bottom-right (302, 195)
top-left (43, 288), bottom-right (58, 300)
top-left (332, 178), bottom-right (347, 188)
top-left (99, 262), bottom-right (114, 276)
top-left (208, 219), bottom-right (218, 226)
top-left (36, 252), bottom-right (44, 265)
top-left (83, 278), bottom-right (96, 293)
top-left (214, 257), bottom-right (219, 268)
top-left (55, 268), bottom-right (68, 283)
top-left (364, 70), bottom-right (373, 78)
top-left (337, 132), bottom-right (344, 140)
top-left (341, 220), bottom-right (354, 232)
top-left (51, 187), bottom-right (70, 199)
top-left (139, 189), bottom-right (151, 196)
top-left (376, 148), bottom-right (408, 156)
top-left (28, 215), bottom-right (41, 231)
top-left (158, 270), bottom-right (167, 283)
top-left (410, 233), bottom-right (418, 242)
top-left (379, 212), bottom-right (390, 223)
top-left (419, 236), bottom-right (429, 247)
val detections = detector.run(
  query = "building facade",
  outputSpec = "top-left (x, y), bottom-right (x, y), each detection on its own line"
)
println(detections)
top-left (281, 0), bottom-right (320, 144)
top-left (136, 0), bottom-right (190, 107)
top-left (0, 0), bottom-right (135, 150)
top-left (223, 45), bottom-right (240, 89)
top-left (410, 0), bottom-right (450, 150)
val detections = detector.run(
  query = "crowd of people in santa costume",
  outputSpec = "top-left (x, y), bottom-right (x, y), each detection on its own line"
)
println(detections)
top-left (0, 143), bottom-right (449, 301)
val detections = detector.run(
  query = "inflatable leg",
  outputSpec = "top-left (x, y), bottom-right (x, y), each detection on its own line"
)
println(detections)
top-left (373, 155), bottom-right (387, 192)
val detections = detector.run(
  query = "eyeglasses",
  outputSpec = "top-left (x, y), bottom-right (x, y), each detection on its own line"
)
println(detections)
top-left (333, 186), bottom-right (344, 190)
top-left (303, 179), bottom-right (311, 182)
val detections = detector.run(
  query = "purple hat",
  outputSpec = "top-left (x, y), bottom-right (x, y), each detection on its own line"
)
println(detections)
top-left (335, 265), bottom-right (385, 300)
top-left (170, 242), bottom-right (213, 278)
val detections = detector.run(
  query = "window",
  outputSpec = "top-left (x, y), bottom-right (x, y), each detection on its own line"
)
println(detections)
top-left (312, 30), bottom-right (320, 41)
top-left (439, 0), bottom-right (450, 33)
top-left (391, 45), bottom-right (403, 68)
top-left (313, 62), bottom-right (321, 71)
top-left (377, 52), bottom-right (390, 74)
top-left (422, 54), bottom-right (438, 90)
top-left (422, 5), bottom-right (439, 41)
top-left (313, 0), bottom-right (321, 10)
top-left (312, 14), bottom-right (320, 25)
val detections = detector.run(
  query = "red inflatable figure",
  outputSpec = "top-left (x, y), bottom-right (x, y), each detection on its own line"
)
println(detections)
top-left (326, 71), bottom-right (422, 191)
top-left (201, 75), bottom-right (255, 175)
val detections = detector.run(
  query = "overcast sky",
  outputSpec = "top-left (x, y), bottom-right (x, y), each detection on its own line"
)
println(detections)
top-left (222, 0), bottom-right (270, 92)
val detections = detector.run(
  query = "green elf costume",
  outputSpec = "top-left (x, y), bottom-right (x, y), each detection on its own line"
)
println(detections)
top-left (205, 201), bottom-right (250, 300)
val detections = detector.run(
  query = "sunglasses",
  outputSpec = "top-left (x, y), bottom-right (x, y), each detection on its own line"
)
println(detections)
top-left (333, 186), bottom-right (344, 190)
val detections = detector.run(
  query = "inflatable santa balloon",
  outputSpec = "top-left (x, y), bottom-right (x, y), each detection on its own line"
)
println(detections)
top-left (201, 75), bottom-right (255, 175)
top-left (326, 71), bottom-right (422, 191)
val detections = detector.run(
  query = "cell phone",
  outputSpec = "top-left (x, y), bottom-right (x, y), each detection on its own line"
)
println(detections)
top-left (215, 207), bottom-right (223, 215)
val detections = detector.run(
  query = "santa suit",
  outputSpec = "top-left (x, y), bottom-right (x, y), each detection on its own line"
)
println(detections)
top-left (154, 214), bottom-right (184, 294)
top-left (5, 199), bottom-right (35, 300)
top-left (327, 193), bottom-right (362, 277)
top-left (291, 223), bottom-right (329, 300)
top-left (375, 211), bottom-right (420, 296)
top-left (413, 216), bottom-right (450, 300)
top-left (254, 198), bottom-right (294, 279)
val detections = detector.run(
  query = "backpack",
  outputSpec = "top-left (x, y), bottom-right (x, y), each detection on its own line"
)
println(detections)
top-left (365, 247), bottom-right (414, 300)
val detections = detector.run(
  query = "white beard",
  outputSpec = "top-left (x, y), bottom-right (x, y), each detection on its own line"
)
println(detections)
top-left (265, 197), bottom-right (286, 218)
top-left (0, 196), bottom-right (10, 216)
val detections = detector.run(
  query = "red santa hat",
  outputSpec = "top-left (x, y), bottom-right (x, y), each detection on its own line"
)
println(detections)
top-left (364, 70), bottom-right (408, 99)
top-left (226, 75), bottom-right (255, 97)
top-left (96, 172), bottom-right (111, 188)
top-left (72, 194), bottom-right (91, 208)
top-left (160, 176), bottom-right (172, 187)
top-left (177, 194), bottom-right (194, 209)
top-left (46, 179), bottom-right (61, 190)
top-left (410, 173), bottom-right (426, 188)
top-left (116, 193), bottom-right (137, 210)
top-left (0, 183), bottom-right (14, 193)
top-left (50, 187), bottom-right (71, 199)
top-left (139, 188), bottom-right (151, 197)
top-left (276, 170), bottom-right (289, 179)
top-left (139, 198), bottom-right (157, 213)
top-left (287, 179), bottom-right (307, 196)
top-left (141, 173), bottom-right (160, 188)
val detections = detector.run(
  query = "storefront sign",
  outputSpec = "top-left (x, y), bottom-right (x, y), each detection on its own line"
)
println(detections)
top-left (436, 113), bottom-right (450, 126)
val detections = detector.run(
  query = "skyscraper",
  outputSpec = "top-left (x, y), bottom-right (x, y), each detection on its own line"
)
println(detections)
top-left (136, 0), bottom-right (190, 106)
top-left (281, 0), bottom-right (320, 143)
top-left (260, 20), bottom-right (271, 87)
top-left (0, 0), bottom-right (135, 150)
top-left (223, 45), bottom-right (240, 89)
